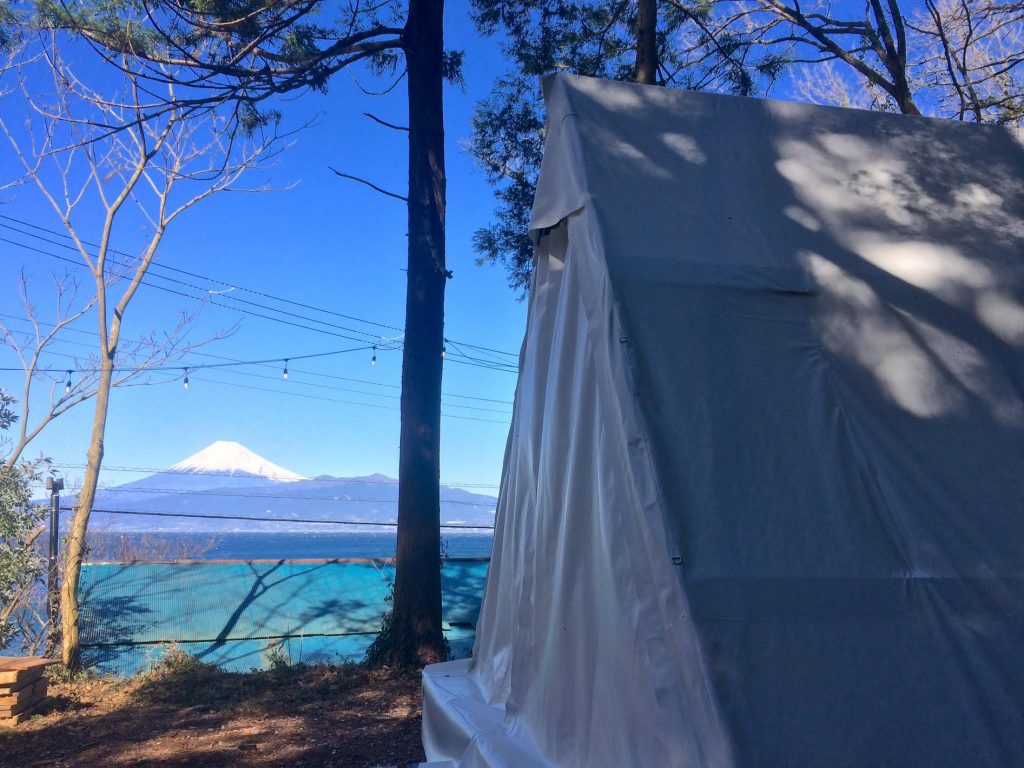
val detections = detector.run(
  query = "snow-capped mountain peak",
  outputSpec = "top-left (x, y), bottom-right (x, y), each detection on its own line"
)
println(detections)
top-left (168, 441), bottom-right (306, 482)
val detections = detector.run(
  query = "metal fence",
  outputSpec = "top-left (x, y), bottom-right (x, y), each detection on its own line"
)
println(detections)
top-left (79, 558), bottom-right (489, 675)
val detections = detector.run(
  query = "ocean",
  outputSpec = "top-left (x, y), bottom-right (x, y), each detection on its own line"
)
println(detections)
top-left (86, 530), bottom-right (495, 562)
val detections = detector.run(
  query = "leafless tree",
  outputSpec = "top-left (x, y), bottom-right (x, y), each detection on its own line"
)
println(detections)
top-left (911, 0), bottom-right (1024, 121)
top-left (665, 0), bottom-right (1023, 122)
top-left (0, 272), bottom-right (220, 471)
top-left (1, 34), bottom-right (278, 668)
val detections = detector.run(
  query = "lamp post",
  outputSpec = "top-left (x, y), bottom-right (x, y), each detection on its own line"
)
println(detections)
top-left (44, 475), bottom-right (64, 658)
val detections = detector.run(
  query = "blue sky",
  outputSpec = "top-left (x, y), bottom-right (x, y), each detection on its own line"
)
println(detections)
top-left (0, 10), bottom-right (526, 492)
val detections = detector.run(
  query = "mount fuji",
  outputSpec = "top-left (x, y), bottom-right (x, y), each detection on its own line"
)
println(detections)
top-left (169, 441), bottom-right (307, 482)
top-left (88, 441), bottom-right (497, 532)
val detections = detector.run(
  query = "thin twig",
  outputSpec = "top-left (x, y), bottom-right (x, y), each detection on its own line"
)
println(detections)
top-left (328, 167), bottom-right (407, 202)
top-left (363, 112), bottom-right (408, 132)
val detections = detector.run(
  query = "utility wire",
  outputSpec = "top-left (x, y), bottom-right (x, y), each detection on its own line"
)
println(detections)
top-left (50, 462), bottom-right (500, 489)
top-left (95, 486), bottom-right (496, 504)
top-left (0, 214), bottom-right (519, 358)
top-left (0, 219), bottom-right (390, 341)
top-left (189, 373), bottom-right (511, 424)
top-left (3, 234), bottom-right (514, 373)
top-left (61, 506), bottom-right (496, 530)
top-left (0, 235), bottom-right (402, 347)
top-left (0, 214), bottom-right (406, 335)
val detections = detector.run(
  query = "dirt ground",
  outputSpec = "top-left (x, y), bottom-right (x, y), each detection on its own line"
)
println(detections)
top-left (0, 654), bottom-right (426, 767)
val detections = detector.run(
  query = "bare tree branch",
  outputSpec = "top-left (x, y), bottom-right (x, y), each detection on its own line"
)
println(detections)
top-left (364, 111), bottom-right (409, 131)
top-left (329, 166), bottom-right (408, 201)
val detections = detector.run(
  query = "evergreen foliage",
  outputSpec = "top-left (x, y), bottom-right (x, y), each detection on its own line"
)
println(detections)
top-left (470, 0), bottom-right (1024, 292)
top-left (0, 391), bottom-right (45, 650)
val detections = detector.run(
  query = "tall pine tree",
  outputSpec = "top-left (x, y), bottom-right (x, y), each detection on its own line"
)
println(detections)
top-left (30, 0), bottom-right (454, 668)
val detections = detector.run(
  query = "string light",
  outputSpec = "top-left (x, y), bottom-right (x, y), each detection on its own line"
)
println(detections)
top-left (283, 359), bottom-right (289, 380)
top-left (64, 370), bottom-right (72, 394)
top-left (183, 368), bottom-right (190, 390)
top-left (0, 344), bottom-right (383, 376)
top-left (371, 346), bottom-right (377, 368)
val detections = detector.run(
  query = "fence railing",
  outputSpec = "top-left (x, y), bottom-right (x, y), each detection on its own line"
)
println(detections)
top-left (79, 557), bottom-right (490, 676)
top-left (10, 495), bottom-right (494, 672)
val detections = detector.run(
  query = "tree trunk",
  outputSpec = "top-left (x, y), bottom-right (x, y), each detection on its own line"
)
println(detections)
top-left (636, 0), bottom-right (658, 84)
top-left (59, 356), bottom-right (113, 669)
top-left (893, 80), bottom-right (922, 115)
top-left (385, 0), bottom-right (448, 668)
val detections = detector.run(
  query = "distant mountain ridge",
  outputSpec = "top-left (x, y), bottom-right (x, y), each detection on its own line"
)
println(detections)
top-left (85, 441), bottom-right (497, 532)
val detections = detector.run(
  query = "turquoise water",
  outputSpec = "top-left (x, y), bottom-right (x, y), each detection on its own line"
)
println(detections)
top-left (88, 531), bottom-right (494, 561)
top-left (79, 556), bottom-right (489, 676)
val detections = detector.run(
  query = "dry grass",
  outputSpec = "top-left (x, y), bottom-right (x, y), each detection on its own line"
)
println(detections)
top-left (0, 653), bottom-right (426, 767)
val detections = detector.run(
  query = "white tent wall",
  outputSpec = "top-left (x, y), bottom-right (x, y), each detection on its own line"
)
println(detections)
top-left (423, 74), bottom-right (1024, 767)
top-left (425, 209), bottom-right (731, 767)
top-left (584, 77), bottom-right (1024, 767)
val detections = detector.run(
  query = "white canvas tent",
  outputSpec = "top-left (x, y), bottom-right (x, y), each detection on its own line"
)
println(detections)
top-left (422, 74), bottom-right (1024, 768)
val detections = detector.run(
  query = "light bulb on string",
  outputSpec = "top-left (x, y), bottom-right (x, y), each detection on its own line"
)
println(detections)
top-left (64, 370), bottom-right (72, 394)
top-left (283, 359), bottom-right (289, 380)
top-left (371, 346), bottom-right (377, 368)
top-left (183, 368), bottom-right (190, 390)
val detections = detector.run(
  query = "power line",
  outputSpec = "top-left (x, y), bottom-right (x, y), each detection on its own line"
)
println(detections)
top-left (62, 506), bottom-right (496, 530)
top-left (444, 338), bottom-right (518, 368)
top-left (0, 218), bottom-right (396, 340)
top-left (0, 234), bottom-right (401, 347)
top-left (95, 486), bottom-right (497, 504)
top-left (444, 354), bottom-right (518, 373)
top-left (3, 233), bottom-right (515, 373)
top-left (444, 338), bottom-right (519, 360)
top-left (190, 373), bottom-right (511, 424)
top-left (0, 214), bottom-right (519, 359)
top-left (50, 462), bottom-right (500, 489)
top-left (0, 214), bottom-right (407, 336)
top-left (202, 365), bottom-right (512, 414)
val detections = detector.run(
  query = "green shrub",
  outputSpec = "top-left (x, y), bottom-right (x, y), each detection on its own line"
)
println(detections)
top-left (0, 390), bottom-right (46, 650)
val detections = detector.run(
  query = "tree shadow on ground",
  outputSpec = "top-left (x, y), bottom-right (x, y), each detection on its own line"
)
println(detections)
top-left (0, 658), bottom-right (426, 768)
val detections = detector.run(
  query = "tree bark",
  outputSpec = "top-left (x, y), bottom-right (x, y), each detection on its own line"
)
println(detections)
top-left (388, 0), bottom-right (448, 668)
top-left (636, 0), bottom-right (658, 84)
top-left (59, 355), bottom-right (113, 669)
